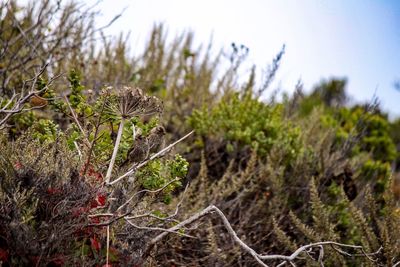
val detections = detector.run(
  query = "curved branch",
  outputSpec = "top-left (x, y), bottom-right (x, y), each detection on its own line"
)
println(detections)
top-left (142, 205), bottom-right (382, 266)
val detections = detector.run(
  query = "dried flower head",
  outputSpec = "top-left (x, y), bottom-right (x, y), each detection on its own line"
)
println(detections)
top-left (104, 86), bottom-right (163, 119)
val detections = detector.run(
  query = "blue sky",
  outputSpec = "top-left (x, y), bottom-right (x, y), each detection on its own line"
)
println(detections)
top-left (88, 1), bottom-right (400, 117)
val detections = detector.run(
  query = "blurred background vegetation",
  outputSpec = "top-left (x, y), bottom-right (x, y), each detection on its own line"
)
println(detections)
top-left (1, 0), bottom-right (400, 266)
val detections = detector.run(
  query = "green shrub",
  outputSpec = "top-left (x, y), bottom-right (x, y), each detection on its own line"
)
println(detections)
top-left (189, 92), bottom-right (301, 162)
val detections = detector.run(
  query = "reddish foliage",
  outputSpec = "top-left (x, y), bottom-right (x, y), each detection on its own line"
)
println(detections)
top-left (46, 187), bottom-right (62, 195)
top-left (30, 255), bottom-right (40, 265)
top-left (0, 248), bottom-right (8, 262)
top-left (14, 161), bottom-right (23, 170)
top-left (72, 206), bottom-right (89, 217)
top-left (90, 193), bottom-right (107, 208)
top-left (50, 254), bottom-right (65, 266)
top-left (90, 217), bottom-right (100, 224)
top-left (81, 164), bottom-right (104, 182)
top-left (97, 194), bottom-right (107, 206)
top-left (90, 237), bottom-right (101, 252)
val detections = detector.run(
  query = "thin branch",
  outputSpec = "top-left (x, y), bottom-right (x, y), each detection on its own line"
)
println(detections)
top-left (108, 130), bottom-right (194, 185)
top-left (89, 213), bottom-right (114, 218)
top-left (0, 64), bottom-right (51, 128)
top-left (74, 141), bottom-right (82, 159)
top-left (141, 205), bottom-right (382, 267)
top-left (63, 95), bottom-right (91, 146)
top-left (124, 218), bottom-right (196, 239)
top-left (106, 225), bottom-right (110, 266)
top-left (117, 177), bottom-right (180, 212)
top-left (82, 99), bottom-right (106, 176)
top-left (105, 117), bottom-right (125, 183)
top-left (88, 183), bottom-right (189, 228)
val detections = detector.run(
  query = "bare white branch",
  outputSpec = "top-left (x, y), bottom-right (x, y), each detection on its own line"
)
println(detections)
top-left (117, 177), bottom-right (180, 212)
top-left (107, 130), bottom-right (194, 185)
top-left (143, 205), bottom-right (382, 267)
top-left (124, 218), bottom-right (196, 239)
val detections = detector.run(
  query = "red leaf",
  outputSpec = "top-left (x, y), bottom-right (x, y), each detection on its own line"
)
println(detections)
top-left (80, 164), bottom-right (95, 176)
top-left (90, 237), bottom-right (101, 251)
top-left (94, 172), bottom-right (103, 182)
top-left (90, 217), bottom-right (100, 224)
top-left (90, 194), bottom-right (107, 209)
top-left (0, 248), bottom-right (8, 262)
top-left (90, 200), bottom-right (98, 209)
top-left (50, 255), bottom-right (65, 266)
top-left (14, 161), bottom-right (23, 170)
top-left (97, 194), bottom-right (106, 206)
top-left (72, 206), bottom-right (88, 217)
top-left (46, 187), bottom-right (62, 195)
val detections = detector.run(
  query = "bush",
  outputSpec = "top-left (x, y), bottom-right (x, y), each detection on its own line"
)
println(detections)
top-left (1, 1), bottom-right (400, 266)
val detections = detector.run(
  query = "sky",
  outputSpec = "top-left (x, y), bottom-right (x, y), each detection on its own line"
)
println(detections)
top-left (72, 1), bottom-right (400, 117)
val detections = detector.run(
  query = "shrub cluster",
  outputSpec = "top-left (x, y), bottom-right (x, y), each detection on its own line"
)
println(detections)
top-left (1, 1), bottom-right (400, 266)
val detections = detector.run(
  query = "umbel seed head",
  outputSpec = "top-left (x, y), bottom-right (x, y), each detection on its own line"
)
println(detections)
top-left (104, 86), bottom-right (163, 119)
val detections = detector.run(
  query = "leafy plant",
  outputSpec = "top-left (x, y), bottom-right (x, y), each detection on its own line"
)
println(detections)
top-left (189, 92), bottom-right (301, 162)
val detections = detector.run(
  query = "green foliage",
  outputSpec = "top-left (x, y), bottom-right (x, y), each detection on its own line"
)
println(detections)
top-left (299, 80), bottom-right (397, 165)
top-left (31, 119), bottom-right (58, 143)
top-left (169, 154), bottom-right (189, 178)
top-left (189, 93), bottom-right (301, 161)
top-left (339, 107), bottom-right (397, 162)
top-left (361, 160), bottom-right (391, 193)
top-left (68, 69), bottom-right (92, 116)
top-left (137, 155), bottom-right (188, 203)
top-left (8, 111), bottom-right (36, 136)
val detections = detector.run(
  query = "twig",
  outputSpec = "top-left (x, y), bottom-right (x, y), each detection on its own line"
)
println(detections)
top-left (89, 213), bottom-right (114, 218)
top-left (89, 183), bottom-right (189, 228)
top-left (63, 95), bottom-right (91, 146)
top-left (124, 218), bottom-right (196, 239)
top-left (74, 141), bottom-right (82, 159)
top-left (106, 225), bottom-right (110, 266)
top-left (107, 130), bottom-right (194, 185)
top-left (82, 99), bottom-right (106, 176)
top-left (117, 177), bottom-right (180, 212)
top-left (0, 64), bottom-right (51, 128)
top-left (105, 117), bottom-right (125, 183)
top-left (140, 205), bottom-right (382, 267)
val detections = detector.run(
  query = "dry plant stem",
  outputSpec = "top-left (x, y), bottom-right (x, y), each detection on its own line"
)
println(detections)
top-left (132, 124), bottom-right (136, 139)
top-left (124, 213), bottom-right (179, 223)
top-left (106, 225), bottom-right (110, 266)
top-left (87, 210), bottom-right (174, 227)
top-left (117, 177), bottom-right (180, 212)
top-left (88, 184), bottom-right (189, 227)
top-left (83, 100), bottom-right (106, 176)
top-left (124, 219), bottom-right (196, 239)
top-left (74, 141), bottom-right (82, 159)
top-left (108, 130), bottom-right (194, 185)
top-left (63, 95), bottom-right (91, 146)
top-left (0, 64), bottom-right (52, 128)
top-left (123, 183), bottom-right (189, 223)
top-left (143, 205), bottom-right (382, 267)
top-left (105, 117), bottom-right (125, 183)
top-left (1, 0), bottom-right (123, 91)
top-left (0, 94), bottom-right (17, 111)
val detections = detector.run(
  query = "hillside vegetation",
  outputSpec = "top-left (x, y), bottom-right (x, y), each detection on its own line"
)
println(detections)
top-left (1, 1), bottom-right (400, 266)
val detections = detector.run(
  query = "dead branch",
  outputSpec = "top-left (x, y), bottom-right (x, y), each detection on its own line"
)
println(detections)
top-left (140, 205), bottom-right (382, 267)
top-left (117, 177), bottom-right (181, 212)
top-left (108, 130), bottom-right (194, 185)
top-left (0, 64), bottom-right (60, 128)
